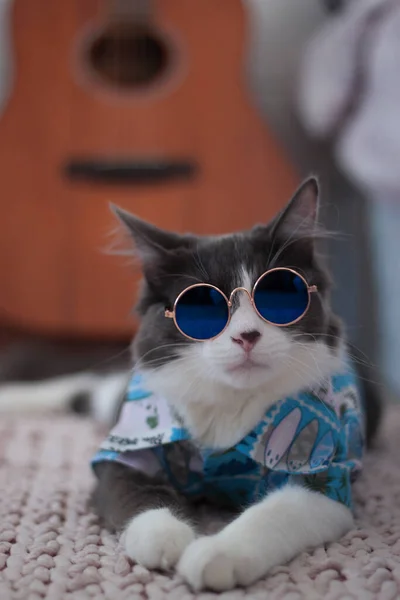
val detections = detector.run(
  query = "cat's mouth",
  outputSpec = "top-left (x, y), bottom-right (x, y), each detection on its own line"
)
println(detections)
top-left (227, 358), bottom-right (268, 374)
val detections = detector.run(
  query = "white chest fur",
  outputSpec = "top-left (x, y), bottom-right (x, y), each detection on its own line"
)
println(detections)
top-left (142, 340), bottom-right (344, 449)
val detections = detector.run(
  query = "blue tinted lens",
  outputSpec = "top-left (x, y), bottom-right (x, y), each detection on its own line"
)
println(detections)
top-left (253, 270), bottom-right (309, 325)
top-left (175, 286), bottom-right (229, 340)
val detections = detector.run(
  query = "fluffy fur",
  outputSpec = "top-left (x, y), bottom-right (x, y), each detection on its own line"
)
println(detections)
top-left (91, 177), bottom-right (362, 591)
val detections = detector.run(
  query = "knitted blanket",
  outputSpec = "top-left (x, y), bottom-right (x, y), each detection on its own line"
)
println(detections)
top-left (0, 408), bottom-right (398, 599)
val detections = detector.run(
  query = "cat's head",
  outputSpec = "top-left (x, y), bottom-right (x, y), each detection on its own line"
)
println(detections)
top-left (114, 177), bottom-right (343, 395)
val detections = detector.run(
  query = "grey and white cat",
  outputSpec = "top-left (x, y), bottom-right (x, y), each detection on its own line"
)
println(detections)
top-left (90, 177), bottom-right (380, 591)
top-left (0, 177), bottom-right (380, 591)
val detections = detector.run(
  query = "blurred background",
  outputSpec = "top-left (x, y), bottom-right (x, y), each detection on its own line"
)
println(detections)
top-left (0, 0), bottom-right (398, 401)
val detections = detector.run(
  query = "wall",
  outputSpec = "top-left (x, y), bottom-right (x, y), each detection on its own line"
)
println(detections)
top-left (369, 201), bottom-right (400, 395)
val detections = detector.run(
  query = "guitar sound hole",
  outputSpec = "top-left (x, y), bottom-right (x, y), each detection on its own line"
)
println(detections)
top-left (87, 25), bottom-right (169, 89)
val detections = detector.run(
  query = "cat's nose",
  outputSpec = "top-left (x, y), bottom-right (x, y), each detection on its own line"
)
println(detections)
top-left (231, 330), bottom-right (261, 352)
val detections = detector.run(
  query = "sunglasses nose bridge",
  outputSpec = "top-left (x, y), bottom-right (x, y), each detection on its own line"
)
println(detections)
top-left (228, 287), bottom-right (253, 305)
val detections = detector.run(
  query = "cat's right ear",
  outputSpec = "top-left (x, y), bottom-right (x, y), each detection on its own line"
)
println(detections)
top-left (110, 204), bottom-right (195, 265)
top-left (271, 177), bottom-right (320, 239)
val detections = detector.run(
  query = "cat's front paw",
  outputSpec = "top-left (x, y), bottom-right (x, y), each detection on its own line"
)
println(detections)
top-left (124, 508), bottom-right (195, 571)
top-left (178, 534), bottom-right (269, 591)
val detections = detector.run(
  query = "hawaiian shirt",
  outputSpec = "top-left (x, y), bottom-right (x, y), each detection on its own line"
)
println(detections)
top-left (92, 364), bottom-right (364, 510)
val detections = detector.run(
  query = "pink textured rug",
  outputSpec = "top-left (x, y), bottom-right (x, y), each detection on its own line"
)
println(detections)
top-left (0, 408), bottom-right (399, 600)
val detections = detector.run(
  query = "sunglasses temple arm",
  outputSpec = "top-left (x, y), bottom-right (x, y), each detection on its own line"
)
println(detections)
top-left (165, 310), bottom-right (174, 318)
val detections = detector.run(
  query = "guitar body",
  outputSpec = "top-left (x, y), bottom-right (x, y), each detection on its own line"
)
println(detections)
top-left (0, 0), bottom-right (298, 337)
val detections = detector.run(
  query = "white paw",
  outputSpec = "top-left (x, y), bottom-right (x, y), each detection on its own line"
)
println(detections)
top-left (124, 508), bottom-right (195, 571)
top-left (178, 534), bottom-right (267, 592)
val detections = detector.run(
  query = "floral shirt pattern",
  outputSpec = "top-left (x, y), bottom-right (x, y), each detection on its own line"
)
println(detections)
top-left (92, 363), bottom-right (364, 510)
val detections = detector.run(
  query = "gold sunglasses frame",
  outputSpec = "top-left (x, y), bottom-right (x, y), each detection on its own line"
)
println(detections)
top-left (164, 267), bottom-right (318, 341)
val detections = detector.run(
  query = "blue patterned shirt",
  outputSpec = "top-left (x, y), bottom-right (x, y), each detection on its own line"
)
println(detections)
top-left (92, 364), bottom-right (364, 510)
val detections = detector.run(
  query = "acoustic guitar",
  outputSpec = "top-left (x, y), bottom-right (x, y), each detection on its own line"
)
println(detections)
top-left (0, 0), bottom-right (298, 337)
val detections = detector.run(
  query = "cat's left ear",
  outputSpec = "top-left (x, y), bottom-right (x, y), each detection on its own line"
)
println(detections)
top-left (271, 176), bottom-right (320, 239)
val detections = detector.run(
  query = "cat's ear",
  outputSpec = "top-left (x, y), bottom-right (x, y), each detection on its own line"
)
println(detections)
top-left (111, 204), bottom-right (195, 264)
top-left (272, 176), bottom-right (320, 239)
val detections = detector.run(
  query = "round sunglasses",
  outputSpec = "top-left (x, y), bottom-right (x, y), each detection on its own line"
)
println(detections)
top-left (164, 267), bottom-right (318, 341)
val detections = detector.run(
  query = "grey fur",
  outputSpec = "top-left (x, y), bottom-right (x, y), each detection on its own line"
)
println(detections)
top-left (91, 462), bottom-right (193, 531)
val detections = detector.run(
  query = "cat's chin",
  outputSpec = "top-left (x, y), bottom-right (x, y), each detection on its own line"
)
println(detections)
top-left (209, 362), bottom-right (275, 391)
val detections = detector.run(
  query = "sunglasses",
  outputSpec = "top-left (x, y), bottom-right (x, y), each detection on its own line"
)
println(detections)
top-left (164, 267), bottom-right (318, 341)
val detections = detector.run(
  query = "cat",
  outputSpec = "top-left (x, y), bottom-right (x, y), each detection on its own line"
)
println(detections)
top-left (89, 176), bottom-right (382, 592)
